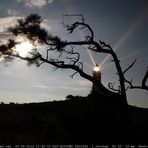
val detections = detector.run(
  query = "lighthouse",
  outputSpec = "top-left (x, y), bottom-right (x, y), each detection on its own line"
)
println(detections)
top-left (92, 64), bottom-right (101, 93)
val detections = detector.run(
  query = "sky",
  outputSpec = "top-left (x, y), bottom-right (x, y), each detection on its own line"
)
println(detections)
top-left (0, 0), bottom-right (148, 107)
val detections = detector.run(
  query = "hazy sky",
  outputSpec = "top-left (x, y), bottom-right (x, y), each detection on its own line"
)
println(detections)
top-left (0, 0), bottom-right (148, 107)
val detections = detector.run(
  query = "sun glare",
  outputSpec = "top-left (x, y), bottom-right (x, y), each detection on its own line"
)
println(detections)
top-left (14, 42), bottom-right (34, 58)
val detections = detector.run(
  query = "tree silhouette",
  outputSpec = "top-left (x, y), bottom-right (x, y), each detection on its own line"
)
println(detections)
top-left (0, 14), bottom-right (147, 106)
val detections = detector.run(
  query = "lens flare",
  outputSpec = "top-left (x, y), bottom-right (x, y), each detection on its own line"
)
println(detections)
top-left (86, 48), bottom-right (96, 66)
top-left (100, 7), bottom-right (148, 68)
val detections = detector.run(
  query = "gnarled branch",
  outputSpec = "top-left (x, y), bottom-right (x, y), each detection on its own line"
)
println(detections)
top-left (65, 21), bottom-right (94, 41)
top-left (125, 68), bottom-right (148, 90)
top-left (108, 82), bottom-right (121, 93)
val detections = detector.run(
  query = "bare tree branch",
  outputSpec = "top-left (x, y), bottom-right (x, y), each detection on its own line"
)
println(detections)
top-left (108, 82), bottom-right (121, 93)
top-left (125, 68), bottom-right (148, 90)
top-left (69, 71), bottom-right (78, 79)
top-left (65, 21), bottom-right (94, 41)
top-left (142, 68), bottom-right (148, 88)
top-left (65, 46), bottom-right (80, 65)
top-left (123, 59), bottom-right (137, 74)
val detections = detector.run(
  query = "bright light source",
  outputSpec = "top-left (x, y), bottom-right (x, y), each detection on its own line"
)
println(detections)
top-left (93, 65), bottom-right (100, 72)
top-left (14, 41), bottom-right (34, 58)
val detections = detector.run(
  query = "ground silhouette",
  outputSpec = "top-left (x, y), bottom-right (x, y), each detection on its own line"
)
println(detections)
top-left (0, 93), bottom-right (148, 144)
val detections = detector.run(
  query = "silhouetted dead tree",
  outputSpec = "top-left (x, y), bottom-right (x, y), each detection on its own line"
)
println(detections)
top-left (0, 14), bottom-right (147, 106)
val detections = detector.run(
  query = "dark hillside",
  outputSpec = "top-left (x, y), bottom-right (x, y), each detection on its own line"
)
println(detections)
top-left (0, 95), bottom-right (148, 144)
